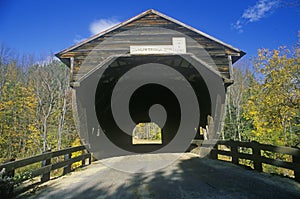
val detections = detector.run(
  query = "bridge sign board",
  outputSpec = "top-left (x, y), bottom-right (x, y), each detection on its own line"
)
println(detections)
top-left (130, 37), bottom-right (186, 55)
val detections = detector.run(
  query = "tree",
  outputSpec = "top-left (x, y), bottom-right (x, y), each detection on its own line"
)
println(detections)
top-left (29, 59), bottom-right (75, 152)
top-left (223, 61), bottom-right (253, 141)
top-left (243, 46), bottom-right (300, 146)
top-left (0, 58), bottom-right (39, 159)
top-left (0, 48), bottom-right (78, 161)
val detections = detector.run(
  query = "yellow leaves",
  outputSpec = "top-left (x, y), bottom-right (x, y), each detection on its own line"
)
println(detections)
top-left (243, 45), bottom-right (300, 146)
top-left (28, 124), bottom-right (39, 134)
top-left (252, 130), bottom-right (260, 136)
top-left (266, 129), bottom-right (272, 133)
top-left (249, 110), bottom-right (258, 116)
top-left (7, 100), bottom-right (13, 105)
top-left (71, 137), bottom-right (82, 169)
top-left (138, 123), bottom-right (145, 127)
top-left (71, 137), bottom-right (81, 147)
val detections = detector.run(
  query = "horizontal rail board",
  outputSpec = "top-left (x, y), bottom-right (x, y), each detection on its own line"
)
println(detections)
top-left (51, 146), bottom-right (86, 158)
top-left (30, 165), bottom-right (53, 180)
top-left (259, 144), bottom-right (300, 157)
top-left (259, 156), bottom-right (300, 172)
top-left (0, 146), bottom-right (88, 172)
top-left (52, 154), bottom-right (91, 170)
top-left (209, 140), bottom-right (300, 182)
top-left (0, 145), bottom-right (91, 189)
top-left (0, 153), bottom-right (53, 172)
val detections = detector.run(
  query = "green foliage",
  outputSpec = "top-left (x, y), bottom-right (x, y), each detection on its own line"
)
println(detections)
top-left (133, 122), bottom-right (162, 141)
top-left (243, 47), bottom-right (300, 146)
top-left (0, 169), bottom-right (14, 198)
top-left (71, 137), bottom-right (83, 169)
top-left (223, 37), bottom-right (300, 179)
top-left (0, 49), bottom-right (77, 162)
top-left (223, 66), bottom-right (254, 141)
top-left (224, 38), bottom-right (299, 148)
top-left (0, 167), bottom-right (33, 198)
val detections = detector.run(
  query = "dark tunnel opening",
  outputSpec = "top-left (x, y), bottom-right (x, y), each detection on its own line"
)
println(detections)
top-left (94, 55), bottom-right (212, 153)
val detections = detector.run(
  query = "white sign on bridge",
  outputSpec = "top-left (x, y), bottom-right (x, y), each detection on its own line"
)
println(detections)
top-left (130, 37), bottom-right (186, 55)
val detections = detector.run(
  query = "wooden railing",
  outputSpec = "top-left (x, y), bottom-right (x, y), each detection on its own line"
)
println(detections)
top-left (209, 140), bottom-right (300, 182)
top-left (0, 145), bottom-right (91, 184)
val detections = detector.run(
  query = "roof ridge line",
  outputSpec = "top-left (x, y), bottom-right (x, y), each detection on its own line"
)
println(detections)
top-left (56, 9), bottom-right (244, 57)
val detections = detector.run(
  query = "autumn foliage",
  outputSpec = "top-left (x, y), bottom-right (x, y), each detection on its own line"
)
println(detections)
top-left (225, 40), bottom-right (300, 148)
top-left (0, 50), bottom-right (78, 163)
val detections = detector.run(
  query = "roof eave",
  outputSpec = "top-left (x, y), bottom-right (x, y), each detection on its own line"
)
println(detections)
top-left (55, 9), bottom-right (153, 59)
top-left (56, 9), bottom-right (245, 63)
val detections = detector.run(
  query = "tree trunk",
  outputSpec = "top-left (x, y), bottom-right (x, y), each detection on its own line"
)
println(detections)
top-left (57, 95), bottom-right (67, 150)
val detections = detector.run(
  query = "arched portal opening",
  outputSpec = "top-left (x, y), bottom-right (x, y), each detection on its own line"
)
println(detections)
top-left (132, 122), bottom-right (162, 145)
top-left (94, 55), bottom-right (212, 153)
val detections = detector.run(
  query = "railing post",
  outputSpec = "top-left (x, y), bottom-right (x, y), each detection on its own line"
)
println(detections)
top-left (209, 141), bottom-right (218, 159)
top-left (41, 150), bottom-right (51, 183)
top-left (88, 153), bottom-right (92, 165)
top-left (2, 158), bottom-right (15, 197)
top-left (63, 151), bottom-right (72, 175)
top-left (3, 158), bottom-right (15, 178)
top-left (231, 141), bottom-right (238, 165)
top-left (252, 141), bottom-right (262, 172)
top-left (292, 153), bottom-right (300, 182)
top-left (81, 149), bottom-right (86, 167)
top-left (210, 148), bottom-right (218, 159)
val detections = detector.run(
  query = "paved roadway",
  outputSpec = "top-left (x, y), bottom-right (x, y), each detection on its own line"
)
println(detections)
top-left (18, 153), bottom-right (300, 199)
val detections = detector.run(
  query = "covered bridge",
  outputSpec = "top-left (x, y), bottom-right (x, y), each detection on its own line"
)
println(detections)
top-left (56, 9), bottom-right (245, 158)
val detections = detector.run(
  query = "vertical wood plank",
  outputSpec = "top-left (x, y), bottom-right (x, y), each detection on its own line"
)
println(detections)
top-left (63, 152), bottom-right (72, 175)
top-left (41, 150), bottom-right (51, 183)
top-left (231, 141), bottom-right (238, 165)
top-left (88, 154), bottom-right (92, 165)
top-left (3, 158), bottom-right (15, 197)
top-left (292, 154), bottom-right (300, 182)
top-left (228, 55), bottom-right (233, 81)
top-left (210, 147), bottom-right (218, 160)
top-left (70, 57), bottom-right (74, 82)
top-left (81, 149), bottom-right (85, 167)
top-left (3, 158), bottom-right (15, 178)
top-left (252, 141), bottom-right (262, 172)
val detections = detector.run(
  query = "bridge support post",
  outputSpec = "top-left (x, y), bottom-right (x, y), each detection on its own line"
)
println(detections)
top-left (230, 141), bottom-right (238, 165)
top-left (252, 141), bottom-right (262, 172)
top-left (292, 154), bottom-right (300, 182)
top-left (210, 147), bottom-right (217, 159)
top-left (63, 151), bottom-right (72, 175)
top-left (3, 158), bottom-right (15, 178)
top-left (81, 149), bottom-right (86, 167)
top-left (2, 158), bottom-right (15, 197)
top-left (41, 150), bottom-right (51, 183)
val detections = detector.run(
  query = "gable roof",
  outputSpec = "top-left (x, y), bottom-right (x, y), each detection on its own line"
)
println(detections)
top-left (55, 9), bottom-right (245, 64)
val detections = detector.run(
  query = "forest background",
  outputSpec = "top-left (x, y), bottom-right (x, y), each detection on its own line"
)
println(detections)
top-left (0, 35), bottom-right (299, 162)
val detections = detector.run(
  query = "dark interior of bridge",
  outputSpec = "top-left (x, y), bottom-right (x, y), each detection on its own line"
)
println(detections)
top-left (94, 55), bottom-right (211, 153)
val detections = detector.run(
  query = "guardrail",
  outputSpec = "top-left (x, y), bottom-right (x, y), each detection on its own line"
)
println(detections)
top-left (0, 145), bottom-right (91, 197)
top-left (209, 140), bottom-right (300, 182)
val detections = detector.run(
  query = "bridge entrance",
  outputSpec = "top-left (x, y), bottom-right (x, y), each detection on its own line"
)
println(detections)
top-left (93, 55), bottom-right (212, 154)
top-left (55, 10), bottom-right (245, 159)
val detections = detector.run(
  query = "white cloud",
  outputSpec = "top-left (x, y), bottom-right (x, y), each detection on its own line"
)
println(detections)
top-left (232, 20), bottom-right (244, 33)
top-left (232, 0), bottom-right (280, 33)
top-left (73, 34), bottom-right (86, 44)
top-left (89, 18), bottom-right (120, 35)
top-left (242, 0), bottom-right (279, 22)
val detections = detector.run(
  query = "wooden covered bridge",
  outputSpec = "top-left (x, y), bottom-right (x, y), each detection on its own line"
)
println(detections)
top-left (55, 9), bottom-right (245, 159)
top-left (0, 10), bottom-right (300, 198)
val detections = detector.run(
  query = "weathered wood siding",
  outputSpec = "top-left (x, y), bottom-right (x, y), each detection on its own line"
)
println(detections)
top-left (57, 12), bottom-right (243, 82)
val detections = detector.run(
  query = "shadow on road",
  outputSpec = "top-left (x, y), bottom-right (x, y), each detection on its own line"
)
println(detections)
top-left (18, 154), bottom-right (300, 199)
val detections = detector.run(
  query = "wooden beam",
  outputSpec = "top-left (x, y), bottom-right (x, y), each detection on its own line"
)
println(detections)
top-left (70, 57), bottom-right (74, 83)
top-left (228, 55), bottom-right (233, 82)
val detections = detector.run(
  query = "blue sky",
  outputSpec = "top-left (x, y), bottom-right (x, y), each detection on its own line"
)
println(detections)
top-left (0, 0), bottom-right (299, 60)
